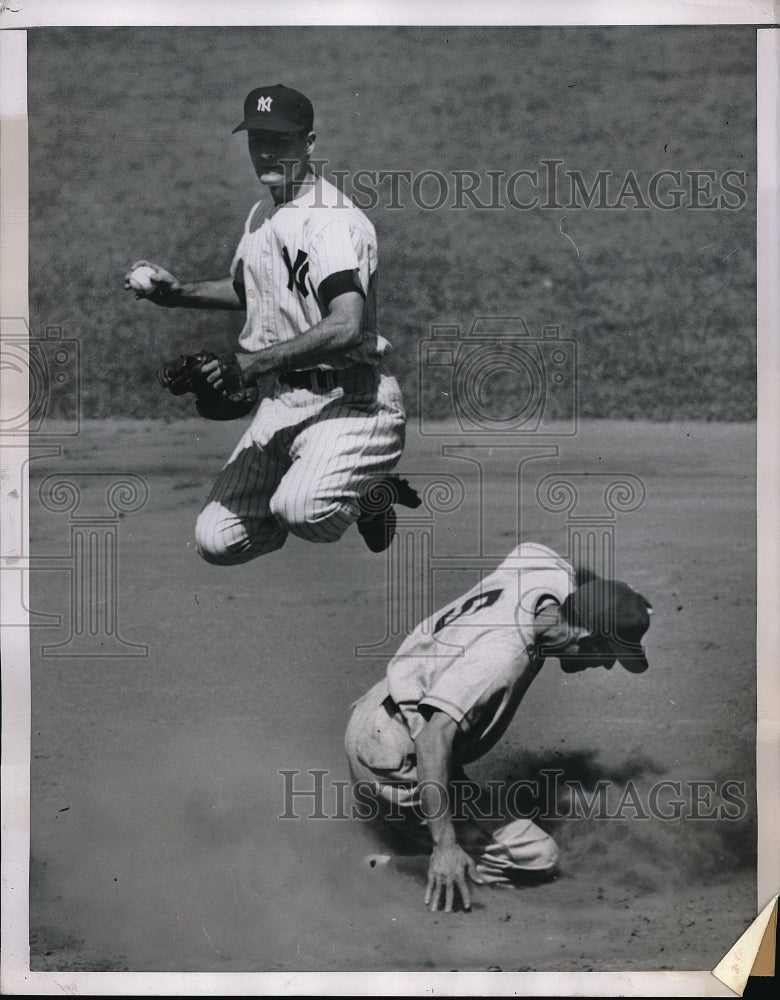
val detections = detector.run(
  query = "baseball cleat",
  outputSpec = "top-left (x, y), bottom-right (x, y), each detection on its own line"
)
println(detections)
top-left (357, 504), bottom-right (397, 553)
top-left (357, 476), bottom-right (422, 552)
top-left (387, 475), bottom-right (423, 511)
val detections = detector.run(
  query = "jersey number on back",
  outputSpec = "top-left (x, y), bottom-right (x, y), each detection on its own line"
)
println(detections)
top-left (433, 588), bottom-right (503, 634)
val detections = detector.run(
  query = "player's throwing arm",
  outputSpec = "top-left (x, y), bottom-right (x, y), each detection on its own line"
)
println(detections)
top-left (123, 84), bottom-right (415, 560)
top-left (123, 260), bottom-right (245, 309)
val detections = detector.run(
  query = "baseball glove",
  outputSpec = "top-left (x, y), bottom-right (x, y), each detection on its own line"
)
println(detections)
top-left (157, 350), bottom-right (259, 420)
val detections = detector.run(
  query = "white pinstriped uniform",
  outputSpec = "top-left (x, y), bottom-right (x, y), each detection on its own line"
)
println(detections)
top-left (344, 543), bottom-right (574, 882)
top-left (233, 173), bottom-right (388, 366)
top-left (195, 173), bottom-right (406, 564)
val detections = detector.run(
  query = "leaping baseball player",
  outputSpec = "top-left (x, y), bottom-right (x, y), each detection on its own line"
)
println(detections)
top-left (344, 541), bottom-right (653, 912)
top-left (124, 84), bottom-right (418, 558)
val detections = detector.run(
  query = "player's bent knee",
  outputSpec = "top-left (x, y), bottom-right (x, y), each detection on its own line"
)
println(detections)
top-left (269, 492), bottom-right (353, 543)
top-left (194, 503), bottom-right (281, 564)
top-left (194, 521), bottom-right (248, 565)
top-left (493, 820), bottom-right (560, 873)
top-left (514, 829), bottom-right (559, 872)
top-left (195, 541), bottom-right (243, 566)
top-left (533, 836), bottom-right (560, 872)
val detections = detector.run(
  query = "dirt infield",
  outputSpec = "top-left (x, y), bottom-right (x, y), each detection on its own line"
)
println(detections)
top-left (20, 417), bottom-right (759, 976)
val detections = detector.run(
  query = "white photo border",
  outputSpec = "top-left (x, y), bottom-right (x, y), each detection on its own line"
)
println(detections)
top-left (1, 1), bottom-right (777, 995)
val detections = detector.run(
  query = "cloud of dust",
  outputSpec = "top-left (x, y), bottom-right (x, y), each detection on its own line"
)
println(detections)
top-left (30, 724), bottom-right (415, 972)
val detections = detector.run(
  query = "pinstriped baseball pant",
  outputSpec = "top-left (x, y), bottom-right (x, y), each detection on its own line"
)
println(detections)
top-left (194, 368), bottom-right (406, 564)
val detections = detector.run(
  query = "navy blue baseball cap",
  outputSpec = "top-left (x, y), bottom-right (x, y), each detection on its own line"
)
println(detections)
top-left (233, 85), bottom-right (314, 133)
top-left (561, 578), bottom-right (653, 673)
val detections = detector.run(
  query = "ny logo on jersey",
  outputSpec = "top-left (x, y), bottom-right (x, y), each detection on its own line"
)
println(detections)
top-left (282, 247), bottom-right (310, 298)
top-left (257, 96), bottom-right (273, 112)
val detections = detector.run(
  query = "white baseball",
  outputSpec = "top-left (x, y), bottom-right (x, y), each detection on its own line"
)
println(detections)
top-left (128, 265), bottom-right (158, 295)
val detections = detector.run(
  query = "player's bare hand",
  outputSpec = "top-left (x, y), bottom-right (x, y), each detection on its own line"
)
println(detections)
top-left (424, 844), bottom-right (484, 913)
top-left (200, 357), bottom-right (224, 391)
top-left (200, 349), bottom-right (273, 390)
top-left (124, 260), bottom-right (184, 306)
top-left (200, 354), bottom-right (252, 396)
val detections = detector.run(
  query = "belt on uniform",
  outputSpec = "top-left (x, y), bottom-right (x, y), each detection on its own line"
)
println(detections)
top-left (382, 693), bottom-right (402, 718)
top-left (277, 366), bottom-right (362, 392)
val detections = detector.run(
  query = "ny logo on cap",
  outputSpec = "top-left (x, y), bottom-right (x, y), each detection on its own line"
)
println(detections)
top-left (257, 96), bottom-right (273, 112)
